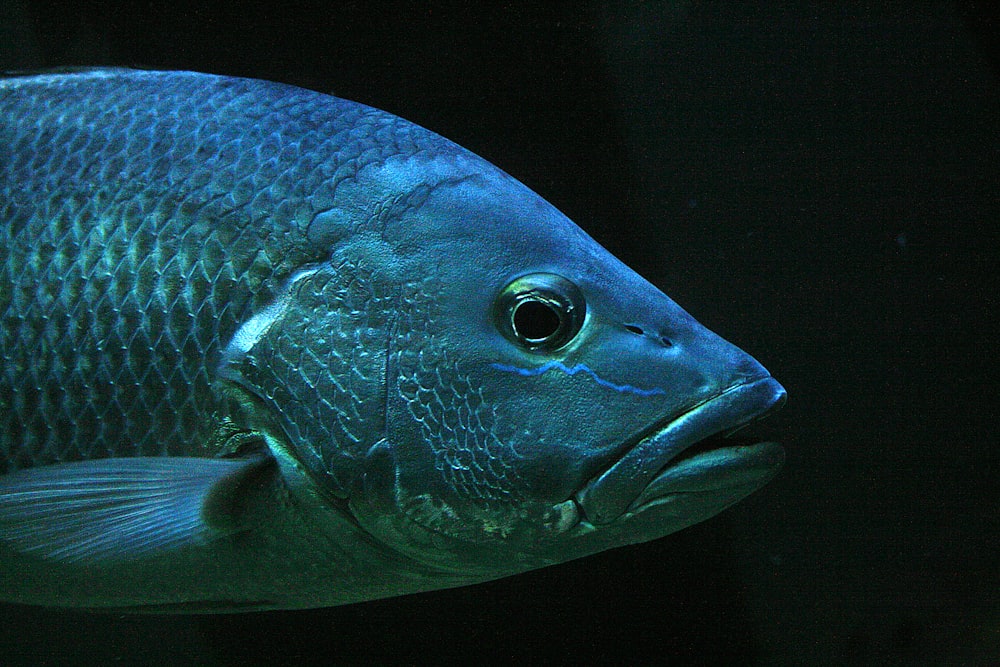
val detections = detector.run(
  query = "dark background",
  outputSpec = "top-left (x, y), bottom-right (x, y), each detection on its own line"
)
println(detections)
top-left (2, 2), bottom-right (998, 665)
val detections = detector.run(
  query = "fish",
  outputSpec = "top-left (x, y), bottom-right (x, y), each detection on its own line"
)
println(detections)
top-left (0, 68), bottom-right (786, 612)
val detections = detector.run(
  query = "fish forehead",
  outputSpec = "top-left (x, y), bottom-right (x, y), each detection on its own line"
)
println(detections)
top-left (394, 168), bottom-right (697, 348)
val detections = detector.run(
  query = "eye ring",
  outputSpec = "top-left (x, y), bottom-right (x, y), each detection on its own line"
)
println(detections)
top-left (494, 273), bottom-right (585, 352)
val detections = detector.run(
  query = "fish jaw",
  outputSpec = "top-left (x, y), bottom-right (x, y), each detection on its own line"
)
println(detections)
top-left (574, 376), bottom-right (786, 526)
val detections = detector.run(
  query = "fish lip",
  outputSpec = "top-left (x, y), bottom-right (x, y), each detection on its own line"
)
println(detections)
top-left (574, 376), bottom-right (786, 525)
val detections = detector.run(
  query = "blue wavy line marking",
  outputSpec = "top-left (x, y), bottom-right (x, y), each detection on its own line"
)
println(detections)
top-left (490, 361), bottom-right (666, 397)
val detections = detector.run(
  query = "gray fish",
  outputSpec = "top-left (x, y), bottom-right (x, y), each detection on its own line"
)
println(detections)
top-left (0, 69), bottom-right (785, 611)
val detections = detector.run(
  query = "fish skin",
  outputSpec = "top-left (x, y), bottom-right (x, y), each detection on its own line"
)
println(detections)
top-left (0, 69), bottom-right (427, 477)
top-left (0, 69), bottom-right (785, 610)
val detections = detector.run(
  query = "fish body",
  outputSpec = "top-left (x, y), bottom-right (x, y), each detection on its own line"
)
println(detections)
top-left (0, 69), bottom-right (785, 611)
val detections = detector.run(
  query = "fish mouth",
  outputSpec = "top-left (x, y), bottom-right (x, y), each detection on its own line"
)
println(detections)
top-left (575, 376), bottom-right (786, 525)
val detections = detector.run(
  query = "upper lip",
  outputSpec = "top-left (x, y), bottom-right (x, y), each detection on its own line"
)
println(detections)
top-left (574, 376), bottom-right (786, 524)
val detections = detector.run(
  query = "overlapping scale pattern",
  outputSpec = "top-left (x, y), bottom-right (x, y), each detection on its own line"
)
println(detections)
top-left (395, 277), bottom-right (524, 512)
top-left (230, 259), bottom-right (394, 494)
top-left (0, 70), bottom-right (439, 474)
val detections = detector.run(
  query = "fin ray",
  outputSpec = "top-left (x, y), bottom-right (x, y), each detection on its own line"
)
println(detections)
top-left (0, 456), bottom-right (274, 564)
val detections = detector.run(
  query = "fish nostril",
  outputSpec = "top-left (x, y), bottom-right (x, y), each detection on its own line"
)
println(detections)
top-left (624, 324), bottom-right (675, 348)
top-left (625, 324), bottom-right (673, 349)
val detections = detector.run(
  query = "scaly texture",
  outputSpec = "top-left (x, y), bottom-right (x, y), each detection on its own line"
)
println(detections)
top-left (394, 273), bottom-right (525, 539)
top-left (0, 69), bottom-right (439, 474)
top-left (229, 257), bottom-right (396, 494)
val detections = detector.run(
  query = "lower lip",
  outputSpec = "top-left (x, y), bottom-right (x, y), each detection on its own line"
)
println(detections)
top-left (575, 376), bottom-right (787, 524)
top-left (629, 440), bottom-right (785, 512)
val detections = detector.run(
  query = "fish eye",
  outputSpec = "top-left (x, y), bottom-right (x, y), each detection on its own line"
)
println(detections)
top-left (495, 273), bottom-right (585, 352)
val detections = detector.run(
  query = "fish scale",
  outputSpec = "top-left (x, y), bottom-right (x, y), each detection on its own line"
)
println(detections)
top-left (227, 256), bottom-right (394, 493)
top-left (0, 69), bottom-right (425, 473)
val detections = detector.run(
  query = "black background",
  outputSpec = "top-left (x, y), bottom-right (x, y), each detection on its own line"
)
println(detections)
top-left (2, 2), bottom-right (998, 665)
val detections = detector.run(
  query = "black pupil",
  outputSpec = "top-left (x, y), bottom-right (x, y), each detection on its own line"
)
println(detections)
top-left (513, 300), bottom-right (561, 341)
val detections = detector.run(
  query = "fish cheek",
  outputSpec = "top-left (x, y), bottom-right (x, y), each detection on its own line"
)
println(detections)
top-left (515, 444), bottom-right (588, 502)
top-left (352, 436), bottom-right (553, 574)
top-left (355, 265), bottom-right (560, 553)
top-left (390, 365), bottom-right (528, 543)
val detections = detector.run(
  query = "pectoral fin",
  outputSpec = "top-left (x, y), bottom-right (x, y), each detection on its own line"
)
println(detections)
top-left (0, 455), bottom-right (276, 564)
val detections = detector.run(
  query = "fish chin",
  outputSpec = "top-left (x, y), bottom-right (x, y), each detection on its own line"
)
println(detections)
top-left (575, 376), bottom-right (786, 526)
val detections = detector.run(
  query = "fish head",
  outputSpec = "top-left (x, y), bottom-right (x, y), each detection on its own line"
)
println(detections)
top-left (345, 153), bottom-right (786, 577)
